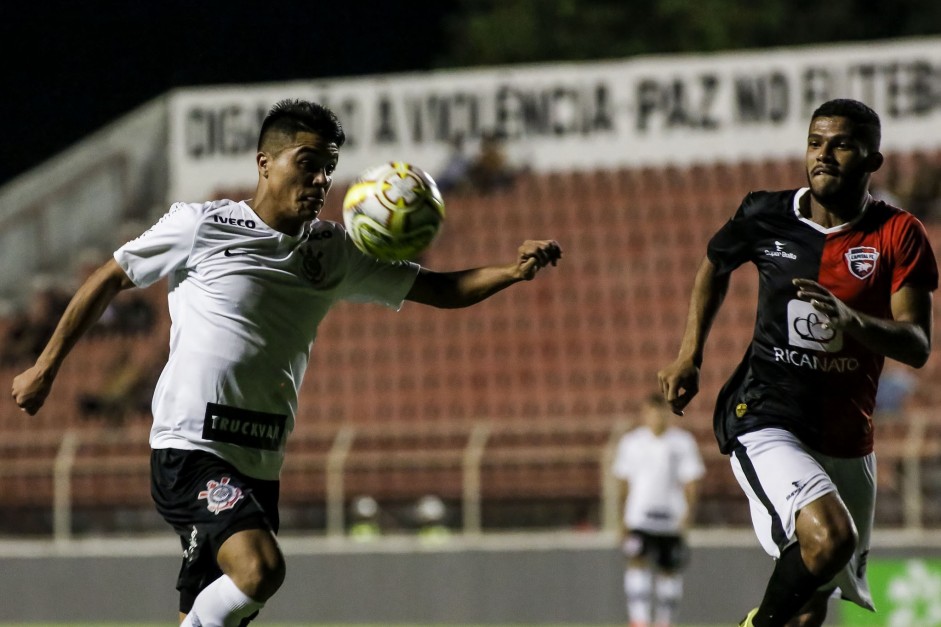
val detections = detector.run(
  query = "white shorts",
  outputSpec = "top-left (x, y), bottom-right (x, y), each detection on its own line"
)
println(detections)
top-left (729, 428), bottom-right (875, 610)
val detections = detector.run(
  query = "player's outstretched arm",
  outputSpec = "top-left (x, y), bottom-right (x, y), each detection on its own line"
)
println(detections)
top-left (405, 239), bottom-right (562, 309)
top-left (12, 258), bottom-right (135, 415)
top-left (658, 257), bottom-right (730, 415)
top-left (794, 278), bottom-right (933, 368)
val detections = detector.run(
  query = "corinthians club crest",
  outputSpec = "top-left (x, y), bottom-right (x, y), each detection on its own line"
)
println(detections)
top-left (845, 246), bottom-right (879, 279)
top-left (198, 476), bottom-right (244, 515)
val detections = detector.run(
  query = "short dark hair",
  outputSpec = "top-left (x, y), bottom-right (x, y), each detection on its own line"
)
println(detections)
top-left (258, 99), bottom-right (346, 152)
top-left (811, 98), bottom-right (881, 152)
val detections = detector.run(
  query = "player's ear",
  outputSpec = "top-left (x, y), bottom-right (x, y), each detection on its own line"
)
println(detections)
top-left (257, 152), bottom-right (270, 178)
top-left (863, 151), bottom-right (884, 174)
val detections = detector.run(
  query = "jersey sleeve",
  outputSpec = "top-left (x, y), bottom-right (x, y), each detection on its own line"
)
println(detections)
top-left (677, 432), bottom-right (706, 484)
top-left (891, 214), bottom-right (939, 293)
top-left (335, 230), bottom-right (420, 309)
top-left (706, 194), bottom-right (756, 277)
top-left (610, 434), bottom-right (635, 480)
top-left (113, 203), bottom-right (201, 288)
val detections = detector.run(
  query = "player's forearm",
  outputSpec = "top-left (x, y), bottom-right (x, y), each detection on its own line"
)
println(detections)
top-left (677, 258), bottom-right (729, 365)
top-left (34, 263), bottom-right (130, 376)
top-left (846, 314), bottom-right (931, 368)
top-left (410, 265), bottom-right (523, 308)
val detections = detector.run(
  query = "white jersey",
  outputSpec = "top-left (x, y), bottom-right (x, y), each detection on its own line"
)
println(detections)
top-left (611, 426), bottom-right (705, 533)
top-left (114, 199), bottom-right (420, 480)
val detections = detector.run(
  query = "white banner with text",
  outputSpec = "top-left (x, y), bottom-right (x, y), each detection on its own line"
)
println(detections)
top-left (168, 37), bottom-right (941, 202)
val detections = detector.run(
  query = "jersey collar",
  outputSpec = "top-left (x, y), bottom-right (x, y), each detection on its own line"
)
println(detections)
top-left (792, 187), bottom-right (872, 235)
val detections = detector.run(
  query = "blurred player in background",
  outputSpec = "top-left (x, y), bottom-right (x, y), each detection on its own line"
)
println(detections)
top-left (658, 99), bottom-right (937, 627)
top-left (11, 99), bottom-right (562, 627)
top-left (612, 393), bottom-right (704, 627)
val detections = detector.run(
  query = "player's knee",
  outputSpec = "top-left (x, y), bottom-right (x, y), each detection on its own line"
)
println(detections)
top-left (802, 516), bottom-right (857, 576)
top-left (231, 552), bottom-right (286, 602)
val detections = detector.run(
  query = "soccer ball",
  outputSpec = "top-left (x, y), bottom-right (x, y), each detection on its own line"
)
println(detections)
top-left (342, 162), bottom-right (446, 262)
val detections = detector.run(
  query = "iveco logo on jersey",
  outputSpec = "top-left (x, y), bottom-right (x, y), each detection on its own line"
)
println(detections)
top-left (212, 215), bottom-right (257, 229)
top-left (845, 246), bottom-right (879, 279)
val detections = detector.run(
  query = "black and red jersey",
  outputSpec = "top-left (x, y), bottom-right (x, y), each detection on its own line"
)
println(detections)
top-left (708, 188), bottom-right (938, 458)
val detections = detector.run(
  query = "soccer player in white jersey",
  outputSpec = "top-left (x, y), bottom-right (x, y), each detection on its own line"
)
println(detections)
top-left (11, 99), bottom-right (562, 627)
top-left (612, 393), bottom-right (704, 627)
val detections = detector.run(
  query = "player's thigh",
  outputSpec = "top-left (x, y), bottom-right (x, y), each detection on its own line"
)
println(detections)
top-left (730, 428), bottom-right (837, 557)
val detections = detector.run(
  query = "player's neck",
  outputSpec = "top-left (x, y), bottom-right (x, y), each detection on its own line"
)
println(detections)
top-left (804, 190), bottom-right (871, 228)
top-left (246, 195), bottom-right (307, 237)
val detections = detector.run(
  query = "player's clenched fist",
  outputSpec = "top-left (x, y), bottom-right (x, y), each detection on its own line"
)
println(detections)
top-left (517, 240), bottom-right (563, 279)
top-left (12, 366), bottom-right (54, 415)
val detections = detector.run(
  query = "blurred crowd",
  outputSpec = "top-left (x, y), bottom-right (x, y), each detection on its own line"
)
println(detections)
top-left (436, 132), bottom-right (522, 196)
top-left (0, 236), bottom-right (163, 425)
top-left (872, 150), bottom-right (941, 222)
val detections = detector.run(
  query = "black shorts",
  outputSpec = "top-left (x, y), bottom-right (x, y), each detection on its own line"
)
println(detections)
top-left (151, 448), bottom-right (280, 613)
top-left (624, 530), bottom-right (689, 571)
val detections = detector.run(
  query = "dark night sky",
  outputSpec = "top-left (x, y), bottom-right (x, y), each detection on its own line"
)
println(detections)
top-left (1, 1), bottom-right (456, 186)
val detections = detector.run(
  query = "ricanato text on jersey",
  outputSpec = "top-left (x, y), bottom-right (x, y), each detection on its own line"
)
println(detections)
top-left (772, 347), bottom-right (860, 372)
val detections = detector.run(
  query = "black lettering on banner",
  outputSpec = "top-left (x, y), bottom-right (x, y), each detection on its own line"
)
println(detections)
top-left (375, 96), bottom-right (397, 143)
top-left (202, 403), bottom-right (287, 451)
top-left (334, 98), bottom-right (359, 148)
top-left (592, 84), bottom-right (614, 133)
top-left (185, 105), bottom-right (267, 159)
top-left (735, 72), bottom-right (790, 123)
top-left (635, 74), bottom-right (720, 132)
top-left (635, 79), bottom-right (661, 131)
top-left (406, 97), bottom-right (423, 143)
top-left (801, 67), bottom-right (832, 117)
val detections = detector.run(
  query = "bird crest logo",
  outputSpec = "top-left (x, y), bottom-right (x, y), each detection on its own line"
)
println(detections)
top-left (845, 246), bottom-right (879, 279)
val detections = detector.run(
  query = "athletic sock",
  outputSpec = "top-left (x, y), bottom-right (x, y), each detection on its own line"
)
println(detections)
top-left (752, 543), bottom-right (828, 627)
top-left (625, 566), bottom-right (652, 626)
top-left (180, 574), bottom-right (265, 627)
top-left (653, 572), bottom-right (682, 626)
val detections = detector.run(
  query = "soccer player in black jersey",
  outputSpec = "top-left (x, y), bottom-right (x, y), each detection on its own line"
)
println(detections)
top-left (659, 99), bottom-right (938, 627)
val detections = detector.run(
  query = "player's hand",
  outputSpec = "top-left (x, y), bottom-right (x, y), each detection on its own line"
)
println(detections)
top-left (517, 240), bottom-right (562, 280)
top-left (793, 278), bottom-right (860, 332)
top-left (11, 365), bottom-right (54, 415)
top-left (657, 358), bottom-right (700, 416)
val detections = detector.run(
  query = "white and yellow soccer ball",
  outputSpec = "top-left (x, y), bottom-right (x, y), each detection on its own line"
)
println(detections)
top-left (341, 162), bottom-right (446, 262)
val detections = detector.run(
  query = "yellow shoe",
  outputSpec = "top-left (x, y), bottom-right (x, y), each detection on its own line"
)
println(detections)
top-left (738, 607), bottom-right (758, 626)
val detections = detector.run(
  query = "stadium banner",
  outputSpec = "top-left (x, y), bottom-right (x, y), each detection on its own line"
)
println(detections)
top-left (841, 558), bottom-right (941, 626)
top-left (168, 37), bottom-right (941, 202)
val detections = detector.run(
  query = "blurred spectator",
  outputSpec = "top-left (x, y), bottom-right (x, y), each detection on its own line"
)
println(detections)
top-left (468, 132), bottom-right (517, 194)
top-left (612, 393), bottom-right (704, 627)
top-left (874, 363), bottom-right (918, 419)
top-left (0, 275), bottom-right (69, 367)
top-left (871, 152), bottom-right (941, 223)
top-left (414, 494), bottom-right (451, 543)
top-left (348, 495), bottom-right (382, 541)
top-left (78, 345), bottom-right (166, 425)
top-left (436, 133), bottom-right (473, 194)
top-left (908, 152), bottom-right (941, 222)
top-left (73, 247), bottom-right (156, 337)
